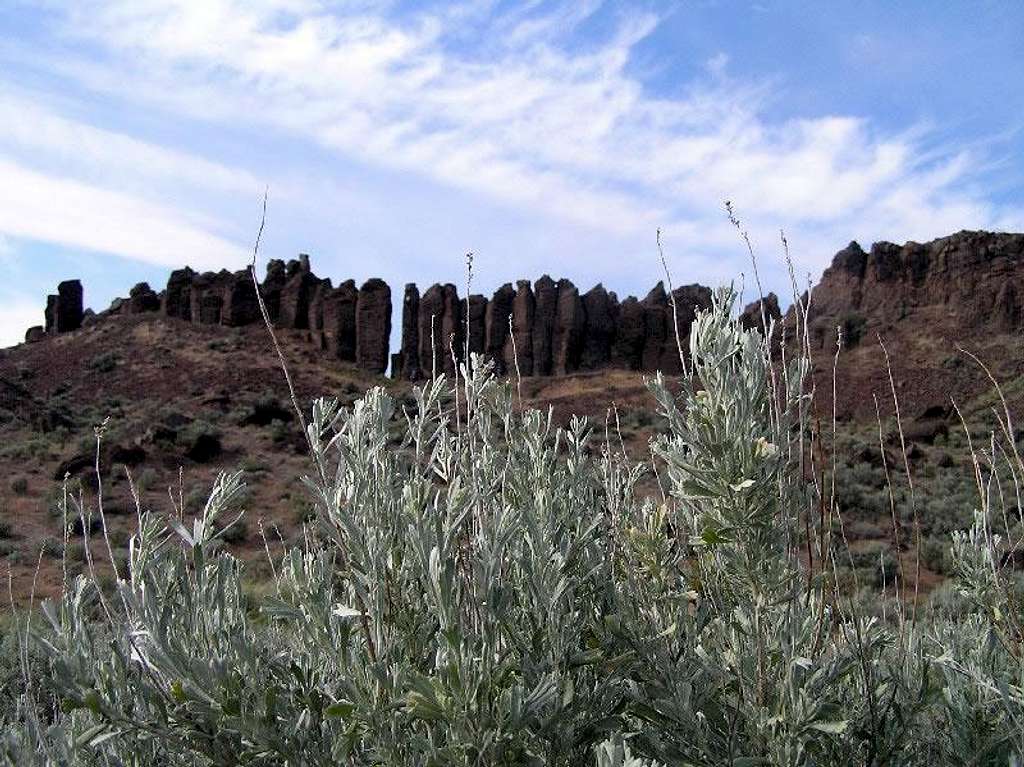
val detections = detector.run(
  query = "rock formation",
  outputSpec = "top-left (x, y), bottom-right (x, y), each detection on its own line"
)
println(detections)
top-left (355, 279), bottom-right (391, 375)
top-left (506, 281), bottom-right (535, 376)
top-left (127, 282), bottom-right (161, 314)
top-left (29, 230), bottom-right (1024, 384)
top-left (163, 268), bottom-right (194, 320)
top-left (552, 279), bottom-right (585, 375)
top-left (398, 284), bottom-right (420, 380)
top-left (806, 230), bottom-right (1024, 349)
top-left (322, 280), bottom-right (358, 362)
top-left (581, 285), bottom-right (618, 370)
top-left (484, 283), bottom-right (515, 375)
top-left (45, 280), bottom-right (83, 334)
top-left (532, 275), bottom-right (558, 376)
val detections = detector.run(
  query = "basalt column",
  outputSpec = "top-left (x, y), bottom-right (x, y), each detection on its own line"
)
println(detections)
top-left (322, 280), bottom-right (358, 362)
top-left (532, 275), bottom-right (559, 376)
top-left (581, 285), bottom-right (618, 370)
top-left (440, 284), bottom-right (463, 378)
top-left (222, 270), bottom-right (261, 326)
top-left (484, 283), bottom-right (515, 374)
top-left (505, 280), bottom-right (535, 376)
top-left (163, 267), bottom-right (195, 320)
top-left (418, 284), bottom-right (445, 379)
top-left (610, 297), bottom-right (644, 370)
top-left (464, 294), bottom-right (487, 358)
top-left (399, 284), bottom-right (421, 380)
top-left (278, 258), bottom-right (320, 330)
top-left (640, 283), bottom-right (669, 372)
top-left (552, 279), bottom-right (585, 375)
top-left (355, 279), bottom-right (391, 375)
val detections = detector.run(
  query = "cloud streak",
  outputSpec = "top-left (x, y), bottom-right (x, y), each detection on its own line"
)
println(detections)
top-left (0, 0), bottom-right (1018, 336)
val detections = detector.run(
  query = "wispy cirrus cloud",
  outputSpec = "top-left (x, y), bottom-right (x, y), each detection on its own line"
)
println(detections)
top-left (0, 0), bottom-right (1018, 348)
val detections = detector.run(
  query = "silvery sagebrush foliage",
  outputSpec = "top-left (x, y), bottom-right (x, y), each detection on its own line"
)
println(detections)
top-left (2, 287), bottom-right (1022, 765)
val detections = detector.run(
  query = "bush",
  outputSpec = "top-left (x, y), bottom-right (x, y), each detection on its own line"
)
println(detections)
top-left (87, 351), bottom-right (121, 373)
top-left (9, 477), bottom-right (28, 496)
top-left (5, 289), bottom-right (1024, 765)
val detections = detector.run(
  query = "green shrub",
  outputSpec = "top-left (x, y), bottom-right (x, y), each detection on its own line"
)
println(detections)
top-left (4, 288), bottom-right (1024, 765)
top-left (87, 351), bottom-right (121, 373)
top-left (9, 477), bottom-right (28, 496)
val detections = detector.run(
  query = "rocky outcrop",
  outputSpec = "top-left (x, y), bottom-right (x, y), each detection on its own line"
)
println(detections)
top-left (532, 276), bottom-right (558, 376)
top-left (399, 284), bottom-right (420, 380)
top-left (464, 294), bottom-right (487, 361)
top-left (355, 279), bottom-right (391, 375)
top-left (807, 230), bottom-right (1024, 349)
top-left (552, 279), bottom-right (585, 375)
top-left (507, 281), bottom-right (535, 376)
top-left (581, 285), bottom-right (617, 370)
top-left (485, 283), bottom-right (515, 375)
top-left (163, 268), bottom-right (194, 320)
top-left (740, 292), bottom-right (782, 333)
top-left (306, 278), bottom-right (332, 338)
top-left (610, 297), bottom-right (645, 370)
top-left (127, 282), bottom-right (160, 314)
top-left (45, 280), bottom-right (83, 334)
top-left (418, 284), bottom-right (445, 379)
top-left (25, 326), bottom-right (44, 343)
top-left (439, 284), bottom-right (463, 377)
top-left (322, 280), bottom-right (358, 362)
top-left (278, 260), bottom-right (320, 330)
top-left (261, 260), bottom-right (287, 323)
top-left (32, 230), bottom-right (1024, 385)
top-left (221, 270), bottom-right (260, 327)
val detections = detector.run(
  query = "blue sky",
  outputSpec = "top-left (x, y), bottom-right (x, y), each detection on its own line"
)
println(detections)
top-left (0, 0), bottom-right (1021, 347)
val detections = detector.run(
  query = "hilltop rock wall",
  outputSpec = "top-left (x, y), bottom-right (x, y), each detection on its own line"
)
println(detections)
top-left (805, 230), bottom-right (1024, 349)
top-left (28, 230), bottom-right (1024, 379)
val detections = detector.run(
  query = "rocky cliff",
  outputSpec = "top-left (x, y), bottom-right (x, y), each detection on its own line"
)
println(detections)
top-left (23, 230), bottom-right (1024, 387)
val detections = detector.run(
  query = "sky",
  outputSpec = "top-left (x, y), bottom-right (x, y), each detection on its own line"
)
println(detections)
top-left (0, 0), bottom-right (1022, 348)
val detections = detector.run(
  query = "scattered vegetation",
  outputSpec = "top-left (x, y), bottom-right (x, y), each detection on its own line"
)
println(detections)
top-left (1, 289), bottom-right (1023, 765)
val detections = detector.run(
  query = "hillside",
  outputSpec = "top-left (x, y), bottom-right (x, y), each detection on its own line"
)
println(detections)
top-left (4, 229), bottom-right (1024, 603)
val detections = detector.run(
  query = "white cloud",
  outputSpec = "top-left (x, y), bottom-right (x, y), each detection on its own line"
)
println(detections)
top-left (0, 296), bottom-right (44, 348)
top-left (0, 0), bottom-right (1016, 302)
top-left (0, 157), bottom-right (249, 270)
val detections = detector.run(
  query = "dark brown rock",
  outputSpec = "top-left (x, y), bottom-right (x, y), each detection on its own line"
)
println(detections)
top-left (440, 284), bottom-right (463, 377)
top-left (322, 280), bottom-right (358, 362)
top-left (261, 259), bottom-right (287, 323)
top-left (306, 278), bottom-right (333, 340)
top-left (610, 297), bottom-right (644, 370)
top-left (44, 295), bottom-right (58, 333)
top-left (418, 284), bottom-right (445, 378)
top-left (190, 272), bottom-right (227, 325)
top-left (505, 280), bottom-right (535, 376)
top-left (163, 267), bottom-right (194, 320)
top-left (399, 284), bottom-right (420, 380)
top-left (25, 326), bottom-right (44, 343)
top-left (552, 279), bottom-right (585, 375)
top-left (127, 282), bottom-right (160, 314)
top-left (278, 268), bottom-right (320, 330)
top-left (222, 270), bottom-right (260, 326)
top-left (464, 294), bottom-right (487, 360)
top-left (740, 292), bottom-right (782, 333)
top-left (484, 283), bottom-right (515, 374)
top-left (640, 283), bottom-right (668, 372)
top-left (49, 280), bottom-right (83, 333)
top-left (532, 275), bottom-right (559, 376)
top-left (355, 278), bottom-right (391, 374)
top-left (580, 284), bottom-right (617, 370)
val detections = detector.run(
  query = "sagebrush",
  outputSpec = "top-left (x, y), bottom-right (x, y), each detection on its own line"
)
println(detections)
top-left (3, 288), bottom-right (1023, 766)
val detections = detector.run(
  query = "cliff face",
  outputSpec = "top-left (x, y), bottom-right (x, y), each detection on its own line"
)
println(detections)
top-left (807, 230), bottom-right (1024, 348)
top-left (22, 230), bottom-right (1024, 390)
